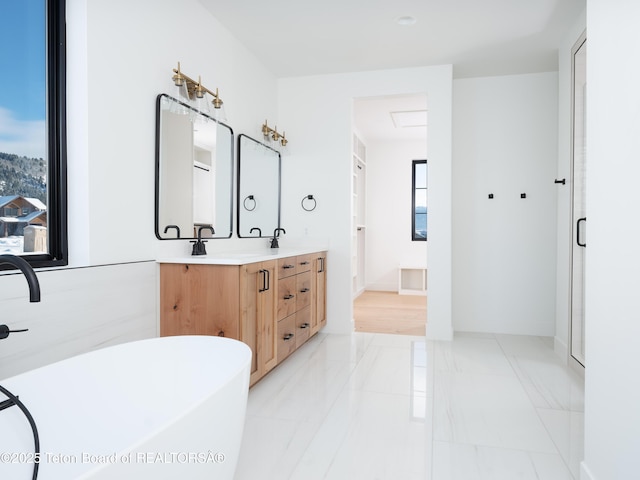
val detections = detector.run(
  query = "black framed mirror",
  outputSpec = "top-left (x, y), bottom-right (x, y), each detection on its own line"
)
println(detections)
top-left (237, 134), bottom-right (281, 238)
top-left (155, 94), bottom-right (234, 240)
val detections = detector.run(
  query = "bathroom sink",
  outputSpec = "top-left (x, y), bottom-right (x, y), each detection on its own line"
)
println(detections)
top-left (0, 335), bottom-right (251, 479)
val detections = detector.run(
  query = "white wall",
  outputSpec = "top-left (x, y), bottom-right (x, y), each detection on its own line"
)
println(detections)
top-left (0, 0), bottom-right (279, 378)
top-left (452, 72), bottom-right (558, 335)
top-left (554, 9), bottom-right (587, 360)
top-left (582, 1), bottom-right (640, 479)
top-left (277, 66), bottom-right (453, 339)
top-left (364, 139), bottom-right (428, 291)
top-left (0, 262), bottom-right (157, 379)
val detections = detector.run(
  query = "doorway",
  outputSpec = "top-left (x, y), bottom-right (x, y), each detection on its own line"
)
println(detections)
top-left (569, 32), bottom-right (587, 368)
top-left (351, 94), bottom-right (428, 335)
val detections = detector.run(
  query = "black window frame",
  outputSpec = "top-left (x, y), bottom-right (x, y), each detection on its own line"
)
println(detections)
top-left (3, 0), bottom-right (68, 269)
top-left (412, 159), bottom-right (427, 242)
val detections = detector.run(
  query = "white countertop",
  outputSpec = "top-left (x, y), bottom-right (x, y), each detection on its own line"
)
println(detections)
top-left (156, 247), bottom-right (327, 265)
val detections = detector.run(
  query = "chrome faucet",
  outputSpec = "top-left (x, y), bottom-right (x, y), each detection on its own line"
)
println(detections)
top-left (270, 228), bottom-right (286, 249)
top-left (191, 226), bottom-right (215, 255)
top-left (0, 254), bottom-right (40, 340)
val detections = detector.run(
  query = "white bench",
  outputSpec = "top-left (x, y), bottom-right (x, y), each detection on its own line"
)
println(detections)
top-left (398, 265), bottom-right (427, 295)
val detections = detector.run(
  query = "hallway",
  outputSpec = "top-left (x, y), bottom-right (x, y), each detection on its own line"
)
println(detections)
top-left (353, 291), bottom-right (426, 335)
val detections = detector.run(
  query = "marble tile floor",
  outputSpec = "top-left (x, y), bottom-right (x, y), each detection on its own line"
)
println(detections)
top-left (234, 332), bottom-right (584, 480)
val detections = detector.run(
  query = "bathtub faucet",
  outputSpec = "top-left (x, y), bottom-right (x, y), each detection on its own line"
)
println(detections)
top-left (0, 254), bottom-right (41, 340)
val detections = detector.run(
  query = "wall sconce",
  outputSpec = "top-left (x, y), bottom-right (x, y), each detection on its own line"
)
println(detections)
top-left (262, 120), bottom-right (288, 148)
top-left (171, 62), bottom-right (225, 121)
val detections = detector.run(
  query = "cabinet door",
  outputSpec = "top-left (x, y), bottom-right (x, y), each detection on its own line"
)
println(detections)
top-left (315, 254), bottom-right (327, 333)
top-left (160, 263), bottom-right (239, 339)
top-left (260, 261), bottom-right (278, 376)
top-left (240, 262), bottom-right (262, 384)
top-left (240, 261), bottom-right (277, 386)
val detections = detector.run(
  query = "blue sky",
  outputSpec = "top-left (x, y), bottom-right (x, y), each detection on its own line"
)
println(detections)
top-left (0, 0), bottom-right (46, 159)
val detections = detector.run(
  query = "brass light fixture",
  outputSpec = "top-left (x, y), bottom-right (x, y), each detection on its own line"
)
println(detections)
top-left (171, 62), bottom-right (224, 118)
top-left (262, 120), bottom-right (288, 147)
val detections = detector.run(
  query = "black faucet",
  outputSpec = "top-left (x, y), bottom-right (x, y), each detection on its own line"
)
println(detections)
top-left (163, 224), bottom-right (181, 238)
top-left (191, 226), bottom-right (215, 255)
top-left (0, 254), bottom-right (40, 340)
top-left (270, 228), bottom-right (286, 248)
top-left (250, 227), bottom-right (262, 237)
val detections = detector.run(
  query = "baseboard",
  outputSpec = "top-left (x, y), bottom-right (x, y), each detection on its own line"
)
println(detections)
top-left (580, 461), bottom-right (595, 480)
top-left (365, 283), bottom-right (397, 292)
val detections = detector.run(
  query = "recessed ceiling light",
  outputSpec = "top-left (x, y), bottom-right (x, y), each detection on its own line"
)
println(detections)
top-left (396, 16), bottom-right (417, 26)
top-left (390, 110), bottom-right (428, 128)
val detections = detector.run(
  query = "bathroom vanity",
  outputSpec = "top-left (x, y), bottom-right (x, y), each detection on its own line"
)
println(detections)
top-left (158, 249), bottom-right (327, 385)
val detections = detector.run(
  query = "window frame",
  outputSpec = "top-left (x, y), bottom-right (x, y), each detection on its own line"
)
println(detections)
top-left (5, 0), bottom-right (68, 268)
top-left (412, 159), bottom-right (427, 242)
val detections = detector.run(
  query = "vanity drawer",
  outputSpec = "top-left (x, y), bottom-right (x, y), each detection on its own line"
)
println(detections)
top-left (277, 257), bottom-right (297, 279)
top-left (277, 276), bottom-right (297, 320)
top-left (296, 271), bottom-right (312, 310)
top-left (296, 254), bottom-right (314, 273)
top-left (277, 315), bottom-right (297, 363)
top-left (295, 306), bottom-right (311, 348)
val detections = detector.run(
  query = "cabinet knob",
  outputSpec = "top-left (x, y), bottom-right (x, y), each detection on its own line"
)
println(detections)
top-left (283, 333), bottom-right (294, 341)
top-left (300, 288), bottom-right (309, 293)
top-left (300, 323), bottom-right (310, 329)
top-left (284, 294), bottom-right (295, 300)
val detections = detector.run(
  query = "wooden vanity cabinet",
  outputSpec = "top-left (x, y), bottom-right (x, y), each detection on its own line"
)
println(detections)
top-left (159, 251), bottom-right (326, 386)
top-left (160, 260), bottom-right (277, 386)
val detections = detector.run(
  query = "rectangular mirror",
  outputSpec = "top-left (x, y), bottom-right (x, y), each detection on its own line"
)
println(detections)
top-left (237, 134), bottom-right (281, 238)
top-left (155, 94), bottom-right (233, 239)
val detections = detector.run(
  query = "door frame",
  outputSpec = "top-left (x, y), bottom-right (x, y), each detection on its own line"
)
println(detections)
top-left (568, 30), bottom-right (587, 371)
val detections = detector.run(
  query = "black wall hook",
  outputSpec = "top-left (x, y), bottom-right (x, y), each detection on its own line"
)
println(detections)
top-left (554, 179), bottom-right (566, 185)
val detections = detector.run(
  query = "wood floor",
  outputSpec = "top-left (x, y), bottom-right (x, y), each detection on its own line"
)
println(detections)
top-left (353, 290), bottom-right (426, 335)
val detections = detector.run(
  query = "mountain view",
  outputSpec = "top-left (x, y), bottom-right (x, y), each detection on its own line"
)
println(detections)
top-left (0, 152), bottom-right (47, 203)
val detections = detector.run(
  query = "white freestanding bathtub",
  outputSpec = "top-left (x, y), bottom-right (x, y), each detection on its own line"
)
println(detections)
top-left (0, 335), bottom-right (251, 479)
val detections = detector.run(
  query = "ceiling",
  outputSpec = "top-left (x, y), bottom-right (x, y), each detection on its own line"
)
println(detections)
top-left (353, 94), bottom-right (427, 143)
top-left (199, 0), bottom-right (585, 79)
top-left (198, 0), bottom-right (585, 142)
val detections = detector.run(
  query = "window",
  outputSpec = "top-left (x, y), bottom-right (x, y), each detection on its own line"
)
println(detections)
top-left (0, 0), bottom-right (67, 267)
top-left (412, 160), bottom-right (427, 241)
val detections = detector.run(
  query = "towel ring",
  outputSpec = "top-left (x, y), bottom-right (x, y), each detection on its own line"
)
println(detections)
top-left (301, 194), bottom-right (317, 212)
top-left (243, 195), bottom-right (256, 211)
